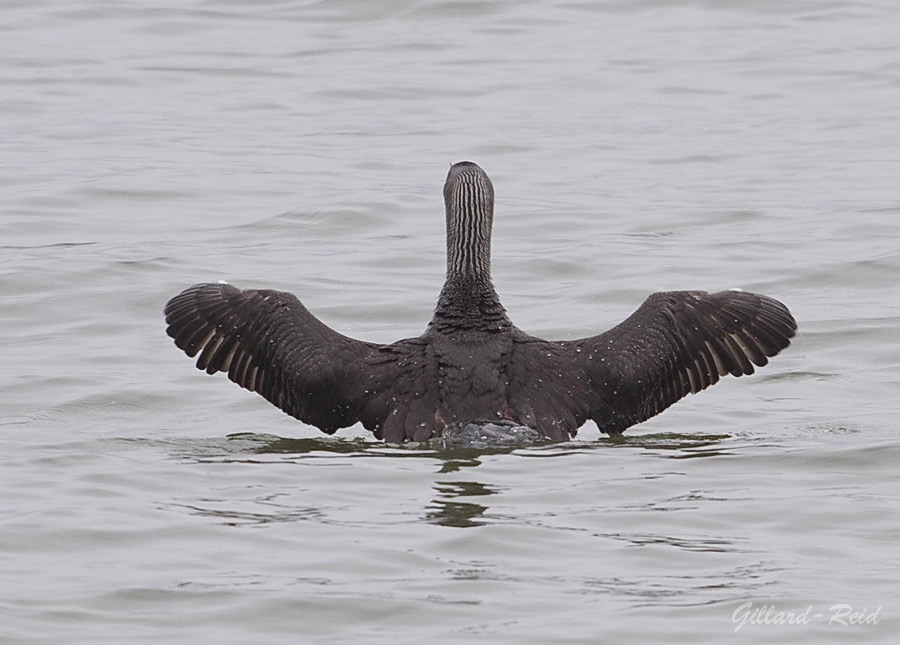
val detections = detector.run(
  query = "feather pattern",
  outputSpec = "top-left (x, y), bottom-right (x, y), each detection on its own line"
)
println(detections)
top-left (164, 163), bottom-right (796, 441)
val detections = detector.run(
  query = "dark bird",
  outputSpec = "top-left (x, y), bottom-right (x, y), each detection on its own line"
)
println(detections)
top-left (164, 161), bottom-right (796, 442)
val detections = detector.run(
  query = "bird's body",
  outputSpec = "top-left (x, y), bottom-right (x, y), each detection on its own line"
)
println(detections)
top-left (165, 162), bottom-right (796, 442)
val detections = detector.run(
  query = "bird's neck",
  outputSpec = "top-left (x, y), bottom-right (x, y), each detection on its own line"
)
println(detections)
top-left (431, 204), bottom-right (508, 331)
top-left (433, 272), bottom-right (508, 331)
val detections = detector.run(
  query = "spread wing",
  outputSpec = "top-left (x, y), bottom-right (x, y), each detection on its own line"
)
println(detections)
top-left (163, 282), bottom-right (433, 437)
top-left (509, 290), bottom-right (796, 437)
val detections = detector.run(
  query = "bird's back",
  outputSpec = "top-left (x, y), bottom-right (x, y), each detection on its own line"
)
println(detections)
top-left (426, 326), bottom-right (517, 430)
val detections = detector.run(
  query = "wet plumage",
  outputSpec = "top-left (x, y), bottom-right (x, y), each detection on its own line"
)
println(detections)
top-left (164, 161), bottom-right (796, 442)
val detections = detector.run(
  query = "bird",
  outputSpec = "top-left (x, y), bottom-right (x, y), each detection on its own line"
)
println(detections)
top-left (164, 161), bottom-right (796, 442)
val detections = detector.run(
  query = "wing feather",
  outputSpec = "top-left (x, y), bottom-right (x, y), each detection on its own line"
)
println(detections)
top-left (509, 290), bottom-right (795, 437)
top-left (165, 283), bottom-right (385, 433)
top-left (164, 282), bottom-right (440, 440)
top-left (577, 290), bottom-right (796, 433)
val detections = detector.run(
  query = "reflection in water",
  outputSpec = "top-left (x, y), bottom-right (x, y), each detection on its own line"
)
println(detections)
top-left (162, 431), bottom-right (734, 530)
top-left (514, 433), bottom-right (733, 460)
top-left (425, 500), bottom-right (488, 528)
top-left (196, 430), bottom-right (733, 462)
top-left (245, 434), bottom-right (380, 455)
top-left (437, 455), bottom-right (482, 474)
top-left (426, 481), bottom-right (500, 528)
top-left (598, 432), bottom-right (733, 460)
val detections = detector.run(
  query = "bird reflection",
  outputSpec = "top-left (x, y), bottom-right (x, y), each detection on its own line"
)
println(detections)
top-left (426, 481), bottom-right (499, 528)
top-left (198, 431), bottom-right (732, 531)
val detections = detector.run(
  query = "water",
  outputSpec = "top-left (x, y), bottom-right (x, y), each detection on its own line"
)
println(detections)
top-left (2, 0), bottom-right (899, 642)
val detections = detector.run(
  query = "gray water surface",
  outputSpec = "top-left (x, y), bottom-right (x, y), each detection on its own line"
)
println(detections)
top-left (2, 1), bottom-right (899, 643)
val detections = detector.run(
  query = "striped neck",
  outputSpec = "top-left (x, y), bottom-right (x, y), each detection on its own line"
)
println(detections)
top-left (432, 162), bottom-right (508, 330)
